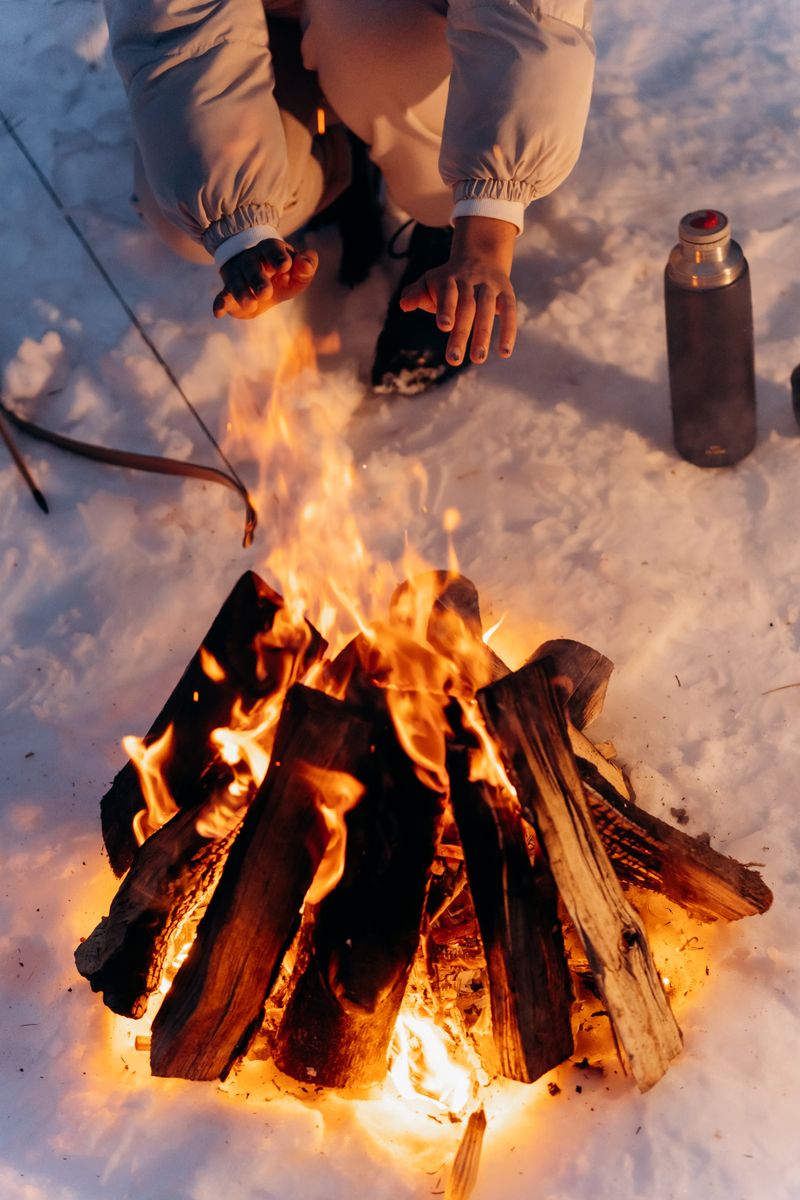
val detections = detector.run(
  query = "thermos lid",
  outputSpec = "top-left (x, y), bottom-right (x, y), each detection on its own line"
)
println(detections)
top-left (667, 208), bottom-right (745, 290)
top-left (678, 209), bottom-right (730, 246)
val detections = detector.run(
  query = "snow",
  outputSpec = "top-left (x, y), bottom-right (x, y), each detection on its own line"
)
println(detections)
top-left (1, 0), bottom-right (798, 1196)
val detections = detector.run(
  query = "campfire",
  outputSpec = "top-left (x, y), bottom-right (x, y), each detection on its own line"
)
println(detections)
top-left (75, 566), bottom-right (772, 1191)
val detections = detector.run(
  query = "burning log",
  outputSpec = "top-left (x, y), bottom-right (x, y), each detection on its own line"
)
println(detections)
top-left (478, 659), bottom-right (684, 1092)
top-left (273, 716), bottom-right (447, 1088)
top-left (101, 571), bottom-right (325, 876)
top-left (480, 617), bottom-right (770, 923)
top-left (447, 729), bottom-right (574, 1083)
top-left (150, 685), bottom-right (373, 1081)
top-left (75, 767), bottom-right (244, 1018)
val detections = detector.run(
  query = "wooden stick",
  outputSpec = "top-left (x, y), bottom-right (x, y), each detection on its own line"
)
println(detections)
top-left (0, 407), bottom-right (48, 512)
top-left (479, 660), bottom-right (683, 1092)
top-left (149, 685), bottom-right (374, 1081)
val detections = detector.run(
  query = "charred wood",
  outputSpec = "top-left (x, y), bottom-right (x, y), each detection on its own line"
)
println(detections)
top-left (149, 685), bottom-right (373, 1081)
top-left (75, 767), bottom-right (242, 1018)
top-left (448, 728), bottom-right (574, 1084)
top-left (101, 571), bottom-right (325, 876)
top-left (273, 715), bottom-right (446, 1088)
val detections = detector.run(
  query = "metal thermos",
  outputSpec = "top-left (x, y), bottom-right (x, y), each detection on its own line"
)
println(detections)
top-left (664, 209), bottom-right (756, 466)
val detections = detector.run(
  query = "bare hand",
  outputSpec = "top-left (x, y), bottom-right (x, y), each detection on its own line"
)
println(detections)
top-left (398, 216), bottom-right (517, 365)
top-left (213, 238), bottom-right (319, 320)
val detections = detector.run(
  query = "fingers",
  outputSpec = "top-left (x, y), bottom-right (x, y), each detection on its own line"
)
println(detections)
top-left (214, 247), bottom-right (319, 319)
top-left (445, 284), bottom-right (477, 367)
top-left (399, 274), bottom-right (436, 314)
top-left (496, 290), bottom-right (517, 358)
top-left (436, 278), bottom-right (459, 333)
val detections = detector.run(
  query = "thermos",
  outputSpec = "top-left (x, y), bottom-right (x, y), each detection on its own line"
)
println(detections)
top-left (664, 209), bottom-right (756, 466)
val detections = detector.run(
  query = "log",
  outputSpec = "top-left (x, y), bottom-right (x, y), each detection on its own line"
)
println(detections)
top-left (273, 712), bottom-right (447, 1088)
top-left (475, 630), bottom-right (770, 923)
top-left (101, 571), bottom-right (325, 876)
top-left (584, 781), bottom-right (773, 922)
top-left (390, 571), bottom-right (507, 688)
top-left (75, 767), bottom-right (245, 1018)
top-left (479, 659), bottom-right (683, 1092)
top-left (527, 638), bottom-right (614, 730)
top-left (149, 685), bottom-right (374, 1081)
top-left (447, 725), bottom-right (574, 1083)
top-left (391, 573), bottom-right (576, 1080)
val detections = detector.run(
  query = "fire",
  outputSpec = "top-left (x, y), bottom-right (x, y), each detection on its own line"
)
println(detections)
top-left (299, 764), bottom-right (365, 905)
top-left (390, 1011), bottom-right (473, 1116)
top-left (124, 725), bottom-right (177, 845)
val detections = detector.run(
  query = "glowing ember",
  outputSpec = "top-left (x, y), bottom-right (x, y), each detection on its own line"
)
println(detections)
top-left (390, 1012), bottom-right (473, 1115)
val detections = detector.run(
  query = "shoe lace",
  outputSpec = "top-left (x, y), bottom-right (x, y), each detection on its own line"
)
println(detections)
top-left (387, 217), bottom-right (415, 260)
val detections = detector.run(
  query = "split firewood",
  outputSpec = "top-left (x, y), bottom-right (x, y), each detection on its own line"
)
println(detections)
top-left (101, 571), bottom-right (325, 876)
top-left (439, 601), bottom-right (770, 924)
top-left (447, 723), bottom-right (574, 1083)
top-left (392, 573), bottom-right (579, 1080)
top-left (75, 766), bottom-right (245, 1018)
top-left (479, 659), bottom-right (683, 1092)
top-left (149, 685), bottom-right (374, 1082)
top-left (273, 709), bottom-right (447, 1089)
top-left (526, 638), bottom-right (614, 730)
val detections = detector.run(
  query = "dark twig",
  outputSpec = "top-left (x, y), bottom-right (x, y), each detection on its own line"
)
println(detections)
top-left (0, 108), bottom-right (257, 546)
top-left (0, 407), bottom-right (48, 512)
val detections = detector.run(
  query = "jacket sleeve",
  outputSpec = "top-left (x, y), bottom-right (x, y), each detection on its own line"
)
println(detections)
top-left (104, 0), bottom-right (288, 256)
top-left (440, 0), bottom-right (596, 216)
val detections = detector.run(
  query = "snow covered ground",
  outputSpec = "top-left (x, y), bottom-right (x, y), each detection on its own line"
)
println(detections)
top-left (1, 0), bottom-right (799, 1196)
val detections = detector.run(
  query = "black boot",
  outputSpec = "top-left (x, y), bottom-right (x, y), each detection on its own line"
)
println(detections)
top-left (308, 131), bottom-right (384, 288)
top-left (371, 223), bottom-right (471, 396)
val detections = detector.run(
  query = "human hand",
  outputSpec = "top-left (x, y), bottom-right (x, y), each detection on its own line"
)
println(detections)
top-left (213, 238), bottom-right (319, 320)
top-left (398, 216), bottom-right (517, 365)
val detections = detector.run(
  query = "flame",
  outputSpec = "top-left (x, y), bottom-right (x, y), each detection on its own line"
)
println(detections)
top-left (316, 106), bottom-right (326, 135)
top-left (199, 646), bottom-right (226, 682)
top-left (390, 1012), bottom-right (472, 1115)
top-left (482, 614), bottom-right (506, 645)
top-left (123, 725), bottom-right (178, 845)
top-left (299, 764), bottom-right (365, 905)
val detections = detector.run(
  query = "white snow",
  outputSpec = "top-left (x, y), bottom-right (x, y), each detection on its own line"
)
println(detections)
top-left (1, 0), bottom-right (799, 1196)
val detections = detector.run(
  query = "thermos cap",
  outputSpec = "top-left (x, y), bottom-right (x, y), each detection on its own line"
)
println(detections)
top-left (667, 208), bottom-right (745, 290)
top-left (678, 209), bottom-right (730, 246)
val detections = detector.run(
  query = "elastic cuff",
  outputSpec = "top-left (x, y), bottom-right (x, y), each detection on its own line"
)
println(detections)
top-left (202, 203), bottom-right (281, 255)
top-left (213, 225), bottom-right (282, 269)
top-left (453, 178), bottom-right (537, 207)
top-left (451, 198), bottom-right (525, 235)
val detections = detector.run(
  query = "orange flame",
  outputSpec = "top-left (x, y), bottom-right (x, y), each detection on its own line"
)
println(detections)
top-left (199, 646), bottom-right (226, 682)
top-left (123, 725), bottom-right (178, 845)
top-left (298, 764), bottom-right (365, 905)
